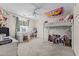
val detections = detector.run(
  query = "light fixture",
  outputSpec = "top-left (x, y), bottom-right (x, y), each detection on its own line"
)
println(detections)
top-left (31, 4), bottom-right (45, 16)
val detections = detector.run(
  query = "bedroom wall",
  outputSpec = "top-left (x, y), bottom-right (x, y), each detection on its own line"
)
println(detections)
top-left (73, 4), bottom-right (79, 56)
top-left (36, 15), bottom-right (48, 40)
top-left (29, 20), bottom-right (37, 29)
top-left (3, 10), bottom-right (17, 38)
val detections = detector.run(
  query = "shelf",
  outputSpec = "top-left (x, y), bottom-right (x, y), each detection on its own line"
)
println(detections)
top-left (44, 22), bottom-right (72, 28)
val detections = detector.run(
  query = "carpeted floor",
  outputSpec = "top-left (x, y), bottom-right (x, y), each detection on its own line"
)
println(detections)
top-left (18, 38), bottom-right (74, 56)
top-left (0, 43), bottom-right (18, 56)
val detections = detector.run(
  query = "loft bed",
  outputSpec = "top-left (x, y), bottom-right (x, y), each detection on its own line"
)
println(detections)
top-left (43, 14), bottom-right (73, 47)
top-left (44, 22), bottom-right (72, 28)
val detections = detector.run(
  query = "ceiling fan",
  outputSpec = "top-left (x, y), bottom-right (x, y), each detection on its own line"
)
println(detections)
top-left (31, 4), bottom-right (45, 16)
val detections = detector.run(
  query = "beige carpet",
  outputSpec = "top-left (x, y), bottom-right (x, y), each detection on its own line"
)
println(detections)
top-left (0, 43), bottom-right (18, 56)
top-left (18, 38), bottom-right (74, 56)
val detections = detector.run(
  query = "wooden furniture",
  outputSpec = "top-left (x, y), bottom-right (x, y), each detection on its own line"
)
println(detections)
top-left (23, 35), bottom-right (31, 42)
top-left (64, 39), bottom-right (72, 47)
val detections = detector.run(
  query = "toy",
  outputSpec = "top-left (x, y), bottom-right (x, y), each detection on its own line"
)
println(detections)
top-left (45, 7), bottom-right (64, 17)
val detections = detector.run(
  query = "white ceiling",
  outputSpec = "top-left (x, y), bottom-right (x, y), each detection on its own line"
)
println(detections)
top-left (0, 3), bottom-right (74, 19)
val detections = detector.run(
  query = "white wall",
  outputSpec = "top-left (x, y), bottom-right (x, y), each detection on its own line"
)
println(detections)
top-left (29, 20), bottom-right (36, 29)
top-left (73, 4), bottom-right (79, 55)
top-left (4, 11), bottom-right (16, 38)
top-left (36, 15), bottom-right (49, 41)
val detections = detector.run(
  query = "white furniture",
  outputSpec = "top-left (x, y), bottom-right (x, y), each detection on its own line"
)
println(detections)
top-left (44, 22), bottom-right (72, 28)
top-left (8, 36), bottom-right (18, 42)
top-left (0, 34), bottom-right (6, 41)
top-left (43, 21), bottom-right (73, 47)
top-left (17, 32), bottom-right (24, 43)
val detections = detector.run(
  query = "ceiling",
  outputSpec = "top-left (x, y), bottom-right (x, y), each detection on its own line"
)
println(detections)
top-left (0, 3), bottom-right (74, 19)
